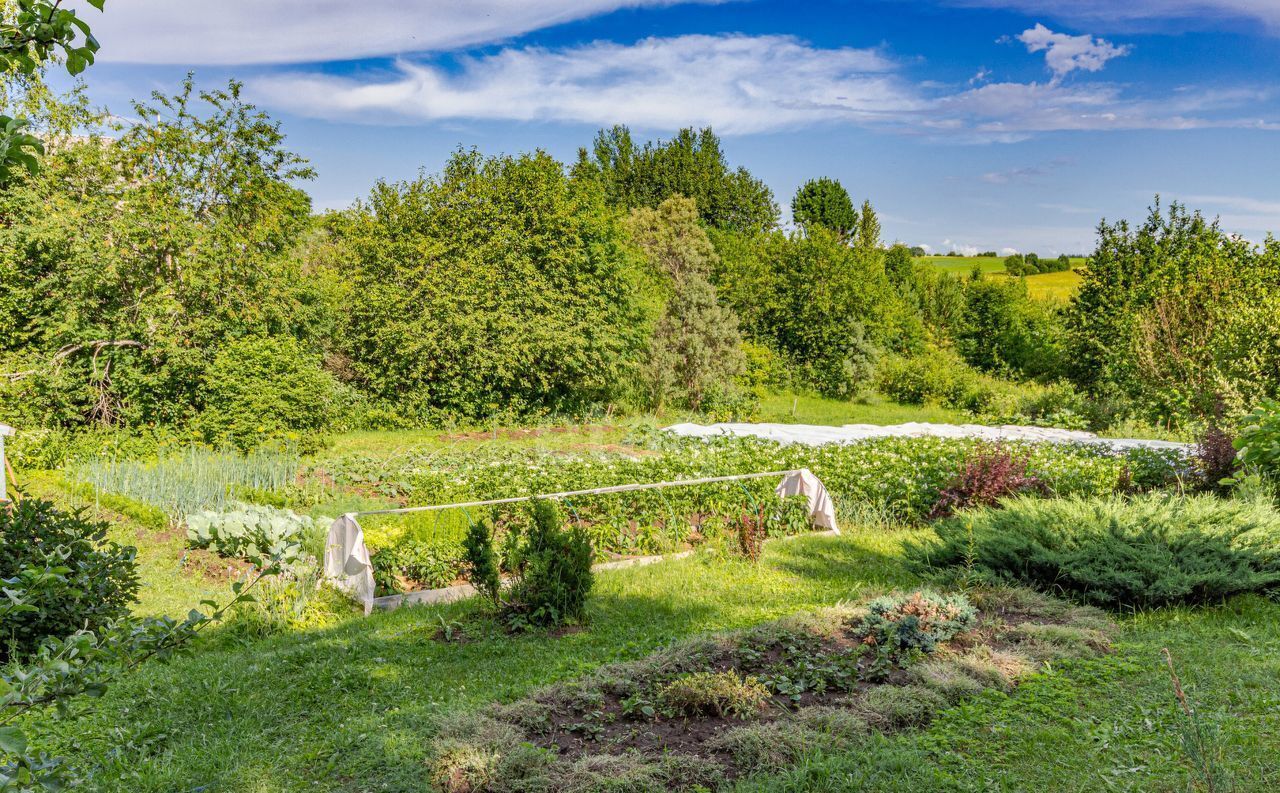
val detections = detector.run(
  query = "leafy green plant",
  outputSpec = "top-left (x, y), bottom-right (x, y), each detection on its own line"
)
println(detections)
top-left (185, 502), bottom-right (316, 564)
top-left (196, 336), bottom-right (339, 453)
top-left (909, 494), bottom-right (1280, 609)
top-left (657, 670), bottom-right (771, 719)
top-left (0, 495), bottom-right (138, 663)
top-left (1, 535), bottom-right (283, 792)
top-left (463, 518), bottom-right (502, 607)
top-left (1235, 399), bottom-right (1280, 481)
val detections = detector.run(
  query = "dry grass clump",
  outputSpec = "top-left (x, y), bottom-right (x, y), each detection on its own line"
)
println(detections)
top-left (658, 670), bottom-right (771, 719)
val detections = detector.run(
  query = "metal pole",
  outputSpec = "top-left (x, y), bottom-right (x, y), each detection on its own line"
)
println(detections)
top-left (349, 469), bottom-right (798, 518)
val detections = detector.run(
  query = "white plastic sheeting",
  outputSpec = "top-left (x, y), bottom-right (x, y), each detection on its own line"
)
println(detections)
top-left (665, 422), bottom-right (1188, 453)
top-left (324, 514), bottom-right (376, 615)
top-left (776, 468), bottom-right (837, 532)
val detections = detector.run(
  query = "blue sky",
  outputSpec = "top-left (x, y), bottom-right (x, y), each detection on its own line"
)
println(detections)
top-left (64, 0), bottom-right (1280, 254)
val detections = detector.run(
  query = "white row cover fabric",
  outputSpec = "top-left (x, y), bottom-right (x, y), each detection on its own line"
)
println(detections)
top-left (776, 468), bottom-right (838, 532)
top-left (665, 421), bottom-right (1188, 453)
top-left (324, 514), bottom-right (376, 615)
top-left (321, 469), bottom-right (839, 613)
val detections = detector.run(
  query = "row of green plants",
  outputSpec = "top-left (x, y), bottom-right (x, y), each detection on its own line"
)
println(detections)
top-left (319, 433), bottom-right (1181, 525)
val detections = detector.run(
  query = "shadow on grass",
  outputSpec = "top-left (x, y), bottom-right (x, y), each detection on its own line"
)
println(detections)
top-left (49, 532), bottom-right (924, 793)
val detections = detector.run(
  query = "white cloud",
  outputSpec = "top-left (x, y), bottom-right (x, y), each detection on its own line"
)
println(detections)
top-left (1016, 24), bottom-right (1131, 81)
top-left (250, 35), bottom-right (915, 134)
top-left (1000, 246), bottom-right (1021, 255)
top-left (948, 1), bottom-right (1280, 32)
top-left (1169, 194), bottom-right (1280, 233)
top-left (245, 31), bottom-right (1278, 140)
top-left (84, 0), bottom-right (724, 65)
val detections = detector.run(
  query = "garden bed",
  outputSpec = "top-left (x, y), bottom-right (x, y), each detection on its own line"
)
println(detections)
top-left (427, 587), bottom-right (1112, 791)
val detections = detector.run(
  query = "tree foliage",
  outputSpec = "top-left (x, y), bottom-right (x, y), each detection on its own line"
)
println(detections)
top-left (791, 177), bottom-right (856, 238)
top-left (0, 77), bottom-right (324, 431)
top-left (1066, 200), bottom-right (1280, 422)
top-left (0, 0), bottom-right (104, 182)
top-left (573, 125), bottom-right (777, 233)
top-left (323, 148), bottom-right (655, 422)
top-left (625, 197), bottom-right (746, 412)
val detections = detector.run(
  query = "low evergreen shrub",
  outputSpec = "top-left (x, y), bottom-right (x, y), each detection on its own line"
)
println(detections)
top-left (502, 499), bottom-right (594, 628)
top-left (908, 494), bottom-right (1280, 609)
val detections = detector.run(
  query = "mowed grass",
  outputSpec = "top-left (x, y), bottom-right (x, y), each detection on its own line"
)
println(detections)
top-left (37, 530), bottom-right (922, 792)
top-left (757, 392), bottom-right (970, 426)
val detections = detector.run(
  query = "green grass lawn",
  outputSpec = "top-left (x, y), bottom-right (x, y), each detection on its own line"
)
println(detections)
top-left (30, 516), bottom-right (1280, 792)
top-left (36, 530), bottom-right (921, 792)
top-left (757, 393), bottom-right (970, 426)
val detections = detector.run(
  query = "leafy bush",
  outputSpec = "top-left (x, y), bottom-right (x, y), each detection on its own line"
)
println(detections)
top-left (957, 278), bottom-right (1065, 381)
top-left (1236, 400), bottom-right (1280, 480)
top-left (930, 445), bottom-right (1047, 519)
top-left (185, 502), bottom-right (316, 563)
top-left (858, 590), bottom-right (977, 657)
top-left (908, 495), bottom-right (1280, 609)
top-left (502, 500), bottom-right (594, 628)
top-left (658, 670), bottom-right (771, 719)
top-left (1191, 423), bottom-right (1238, 495)
top-left (0, 496), bottom-right (139, 662)
top-left (874, 348), bottom-right (995, 411)
top-left (197, 336), bottom-right (339, 452)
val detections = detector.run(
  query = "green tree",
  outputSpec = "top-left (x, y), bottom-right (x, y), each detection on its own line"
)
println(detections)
top-left (1067, 200), bottom-right (1280, 422)
top-left (957, 278), bottom-right (1064, 380)
top-left (573, 125), bottom-right (778, 233)
top-left (885, 243), bottom-right (916, 289)
top-left (325, 148), bottom-right (655, 421)
top-left (625, 196), bottom-right (745, 411)
top-left (0, 77), bottom-right (323, 430)
top-left (855, 199), bottom-right (882, 253)
top-left (756, 227), bottom-right (895, 397)
top-left (791, 177), bottom-right (856, 238)
top-left (0, 0), bottom-right (104, 182)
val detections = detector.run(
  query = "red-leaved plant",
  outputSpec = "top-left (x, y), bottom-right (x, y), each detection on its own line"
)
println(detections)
top-left (929, 444), bottom-right (1047, 519)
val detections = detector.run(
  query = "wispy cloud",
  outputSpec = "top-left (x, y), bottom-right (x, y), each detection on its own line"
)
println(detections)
top-left (983, 157), bottom-right (1073, 184)
top-left (945, 1), bottom-right (1280, 32)
top-left (247, 30), bottom-right (1278, 140)
top-left (250, 35), bottom-right (915, 134)
top-left (1015, 24), bottom-right (1131, 82)
top-left (87, 0), bottom-right (726, 65)
top-left (1170, 193), bottom-right (1280, 232)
